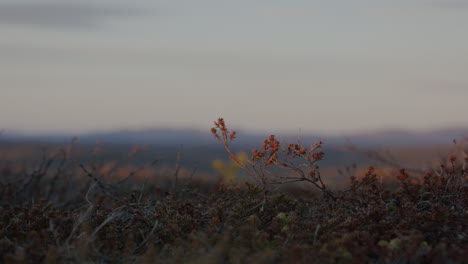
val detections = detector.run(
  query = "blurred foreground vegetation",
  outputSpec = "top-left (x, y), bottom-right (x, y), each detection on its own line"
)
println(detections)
top-left (0, 135), bottom-right (466, 263)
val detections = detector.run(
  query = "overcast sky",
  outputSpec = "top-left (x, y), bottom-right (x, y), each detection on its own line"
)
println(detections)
top-left (1, 0), bottom-right (467, 135)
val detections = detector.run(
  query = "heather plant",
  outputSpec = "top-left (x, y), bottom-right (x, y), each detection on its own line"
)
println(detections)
top-left (211, 118), bottom-right (334, 199)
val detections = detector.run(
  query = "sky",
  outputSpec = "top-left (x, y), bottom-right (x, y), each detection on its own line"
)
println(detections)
top-left (1, 0), bottom-right (467, 135)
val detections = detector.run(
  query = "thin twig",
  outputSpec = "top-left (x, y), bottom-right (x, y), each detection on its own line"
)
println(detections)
top-left (313, 224), bottom-right (321, 244)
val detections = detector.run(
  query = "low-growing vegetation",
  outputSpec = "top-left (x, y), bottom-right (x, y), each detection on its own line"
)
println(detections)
top-left (0, 119), bottom-right (466, 263)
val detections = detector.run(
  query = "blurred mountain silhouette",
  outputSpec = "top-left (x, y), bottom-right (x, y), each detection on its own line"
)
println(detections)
top-left (1, 127), bottom-right (467, 148)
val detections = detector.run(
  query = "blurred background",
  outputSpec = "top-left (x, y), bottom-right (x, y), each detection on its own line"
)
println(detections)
top-left (1, 0), bottom-right (467, 182)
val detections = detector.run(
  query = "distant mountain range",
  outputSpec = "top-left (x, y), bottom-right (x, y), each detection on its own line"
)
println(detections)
top-left (1, 127), bottom-right (467, 148)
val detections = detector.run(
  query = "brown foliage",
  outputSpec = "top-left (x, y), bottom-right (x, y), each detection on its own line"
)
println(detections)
top-left (0, 121), bottom-right (466, 263)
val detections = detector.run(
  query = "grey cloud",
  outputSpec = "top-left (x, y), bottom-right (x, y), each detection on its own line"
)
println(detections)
top-left (429, 0), bottom-right (468, 9)
top-left (0, 2), bottom-right (143, 29)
